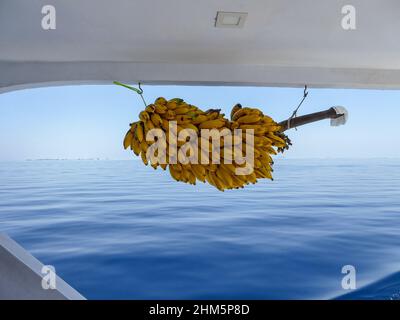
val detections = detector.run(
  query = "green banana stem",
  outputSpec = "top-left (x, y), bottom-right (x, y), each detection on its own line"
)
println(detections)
top-left (113, 81), bottom-right (142, 94)
top-left (113, 81), bottom-right (147, 107)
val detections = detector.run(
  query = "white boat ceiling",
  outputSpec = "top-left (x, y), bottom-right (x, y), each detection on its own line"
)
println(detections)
top-left (1, 0), bottom-right (400, 93)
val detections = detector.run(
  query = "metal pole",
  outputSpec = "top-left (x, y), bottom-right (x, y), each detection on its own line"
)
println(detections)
top-left (278, 107), bottom-right (344, 132)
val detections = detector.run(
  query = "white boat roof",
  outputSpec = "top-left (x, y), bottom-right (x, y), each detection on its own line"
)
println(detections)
top-left (1, 0), bottom-right (400, 93)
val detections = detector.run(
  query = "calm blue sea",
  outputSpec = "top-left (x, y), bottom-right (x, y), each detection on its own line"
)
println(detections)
top-left (0, 159), bottom-right (399, 300)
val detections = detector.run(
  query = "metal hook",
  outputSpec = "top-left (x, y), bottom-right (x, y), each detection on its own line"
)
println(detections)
top-left (113, 81), bottom-right (147, 107)
top-left (137, 82), bottom-right (143, 95)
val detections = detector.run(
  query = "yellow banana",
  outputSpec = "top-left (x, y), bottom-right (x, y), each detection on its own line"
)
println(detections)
top-left (267, 132), bottom-right (286, 145)
top-left (230, 104), bottom-right (242, 120)
top-left (191, 164), bottom-right (206, 182)
top-left (155, 97), bottom-right (167, 105)
top-left (259, 167), bottom-right (273, 180)
top-left (145, 105), bottom-right (155, 113)
top-left (151, 163), bottom-right (159, 169)
top-left (145, 119), bottom-right (155, 132)
top-left (123, 130), bottom-right (133, 149)
top-left (199, 119), bottom-right (226, 129)
top-left (220, 163), bottom-right (236, 174)
top-left (246, 172), bottom-right (257, 184)
top-left (192, 114), bottom-right (208, 124)
top-left (163, 110), bottom-right (176, 120)
top-left (131, 137), bottom-right (141, 156)
top-left (210, 172), bottom-right (225, 191)
top-left (139, 111), bottom-right (150, 122)
top-left (161, 119), bottom-right (170, 131)
top-left (136, 122), bottom-right (144, 142)
top-left (130, 122), bottom-right (138, 133)
top-left (174, 106), bottom-right (191, 115)
top-left (205, 110), bottom-right (221, 120)
top-left (205, 171), bottom-right (217, 189)
top-left (140, 151), bottom-right (148, 165)
top-left (216, 168), bottom-right (233, 189)
top-left (154, 104), bottom-right (167, 114)
top-left (176, 115), bottom-right (192, 124)
top-left (167, 100), bottom-right (181, 110)
top-left (232, 108), bottom-right (252, 121)
top-left (180, 123), bottom-right (199, 133)
top-left (140, 140), bottom-right (148, 153)
top-left (186, 169), bottom-right (196, 185)
top-left (168, 98), bottom-right (184, 104)
top-left (230, 121), bottom-right (240, 129)
top-left (151, 113), bottom-right (163, 127)
top-left (169, 165), bottom-right (181, 181)
top-left (237, 114), bottom-right (262, 124)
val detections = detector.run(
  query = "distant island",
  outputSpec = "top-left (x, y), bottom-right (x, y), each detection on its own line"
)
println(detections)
top-left (26, 158), bottom-right (103, 161)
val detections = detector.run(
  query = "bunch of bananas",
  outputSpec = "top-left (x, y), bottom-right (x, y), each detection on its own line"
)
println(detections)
top-left (123, 97), bottom-right (289, 191)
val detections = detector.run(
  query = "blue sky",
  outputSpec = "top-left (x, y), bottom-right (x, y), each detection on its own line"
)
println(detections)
top-left (0, 84), bottom-right (399, 160)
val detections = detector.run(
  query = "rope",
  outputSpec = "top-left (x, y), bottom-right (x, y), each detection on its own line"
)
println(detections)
top-left (287, 85), bottom-right (308, 130)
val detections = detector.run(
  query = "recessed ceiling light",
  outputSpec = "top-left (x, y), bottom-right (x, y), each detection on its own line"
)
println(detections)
top-left (215, 11), bottom-right (248, 28)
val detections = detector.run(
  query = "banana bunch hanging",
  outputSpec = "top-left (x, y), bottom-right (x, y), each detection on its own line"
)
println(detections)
top-left (121, 87), bottom-right (291, 191)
